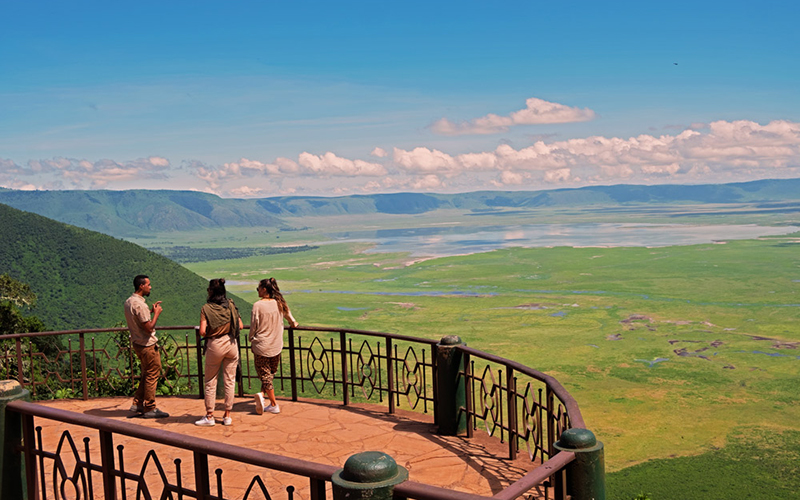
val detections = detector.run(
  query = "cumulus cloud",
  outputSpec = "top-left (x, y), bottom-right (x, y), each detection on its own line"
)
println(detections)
top-left (185, 152), bottom-right (386, 195)
top-left (5, 119), bottom-right (798, 196)
top-left (431, 98), bottom-right (596, 136)
top-left (371, 147), bottom-right (388, 158)
top-left (298, 152), bottom-right (386, 177)
top-left (393, 120), bottom-right (800, 185)
top-left (228, 185), bottom-right (265, 197)
top-left (0, 156), bottom-right (171, 189)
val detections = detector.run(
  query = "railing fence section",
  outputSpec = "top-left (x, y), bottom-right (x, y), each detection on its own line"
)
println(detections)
top-left (1, 326), bottom-right (600, 500)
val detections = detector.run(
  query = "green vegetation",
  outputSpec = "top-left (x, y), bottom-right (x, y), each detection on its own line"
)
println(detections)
top-left (0, 273), bottom-right (51, 352)
top-left (148, 244), bottom-right (318, 263)
top-left (183, 235), bottom-right (800, 485)
top-left (0, 203), bottom-right (251, 330)
top-left (608, 429), bottom-right (800, 499)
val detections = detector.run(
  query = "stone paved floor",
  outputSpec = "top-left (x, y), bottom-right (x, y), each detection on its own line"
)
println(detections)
top-left (34, 395), bottom-right (540, 499)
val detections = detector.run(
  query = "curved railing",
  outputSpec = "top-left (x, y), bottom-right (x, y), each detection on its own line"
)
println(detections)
top-left (1, 325), bottom-right (591, 500)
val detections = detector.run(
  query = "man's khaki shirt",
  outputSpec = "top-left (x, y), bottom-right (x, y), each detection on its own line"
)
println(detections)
top-left (124, 294), bottom-right (157, 347)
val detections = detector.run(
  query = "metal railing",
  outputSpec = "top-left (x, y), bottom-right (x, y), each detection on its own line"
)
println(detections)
top-left (1, 325), bottom-right (593, 500)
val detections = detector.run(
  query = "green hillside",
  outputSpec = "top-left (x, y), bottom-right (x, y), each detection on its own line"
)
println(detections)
top-left (0, 203), bottom-right (252, 330)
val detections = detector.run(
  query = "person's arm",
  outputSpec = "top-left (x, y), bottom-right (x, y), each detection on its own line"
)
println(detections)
top-left (231, 300), bottom-right (244, 330)
top-left (249, 307), bottom-right (259, 341)
top-left (199, 308), bottom-right (208, 337)
top-left (285, 309), bottom-right (298, 328)
top-left (142, 301), bottom-right (162, 333)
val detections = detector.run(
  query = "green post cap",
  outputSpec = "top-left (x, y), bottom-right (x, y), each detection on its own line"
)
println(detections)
top-left (553, 428), bottom-right (604, 453)
top-left (332, 451), bottom-right (409, 490)
top-left (0, 380), bottom-right (24, 398)
top-left (438, 335), bottom-right (463, 346)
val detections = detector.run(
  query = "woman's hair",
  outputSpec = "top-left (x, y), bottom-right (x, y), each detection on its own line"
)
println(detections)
top-left (207, 278), bottom-right (228, 305)
top-left (259, 277), bottom-right (289, 317)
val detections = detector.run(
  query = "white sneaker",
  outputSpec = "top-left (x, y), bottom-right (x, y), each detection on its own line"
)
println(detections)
top-left (195, 415), bottom-right (215, 426)
top-left (265, 404), bottom-right (280, 414)
top-left (222, 416), bottom-right (232, 426)
top-left (254, 393), bottom-right (265, 415)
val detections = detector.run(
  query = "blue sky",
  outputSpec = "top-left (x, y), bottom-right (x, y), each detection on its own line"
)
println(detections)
top-left (1, 1), bottom-right (798, 197)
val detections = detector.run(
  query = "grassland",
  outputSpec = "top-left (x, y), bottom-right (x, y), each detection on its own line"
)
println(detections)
top-left (133, 205), bottom-right (800, 497)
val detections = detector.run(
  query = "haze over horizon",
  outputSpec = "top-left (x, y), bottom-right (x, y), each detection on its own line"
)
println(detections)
top-left (1, 1), bottom-right (798, 198)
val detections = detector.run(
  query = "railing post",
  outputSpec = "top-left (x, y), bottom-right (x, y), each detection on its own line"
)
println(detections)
top-left (546, 387), bottom-right (556, 456)
top-left (464, 351), bottom-right (473, 438)
top-left (193, 450), bottom-right (211, 500)
top-left (195, 328), bottom-right (204, 399)
top-left (1, 380), bottom-right (31, 500)
top-left (506, 368), bottom-right (518, 459)
top-left (288, 327), bottom-right (298, 401)
top-left (79, 333), bottom-right (88, 400)
top-left (99, 430), bottom-right (117, 499)
top-left (339, 331), bottom-right (349, 406)
top-left (310, 477), bottom-right (326, 500)
top-left (385, 337), bottom-right (395, 414)
top-left (554, 428), bottom-right (606, 500)
top-left (15, 339), bottom-right (24, 386)
top-left (332, 451), bottom-right (408, 500)
top-left (435, 335), bottom-right (466, 436)
top-left (431, 343), bottom-right (439, 426)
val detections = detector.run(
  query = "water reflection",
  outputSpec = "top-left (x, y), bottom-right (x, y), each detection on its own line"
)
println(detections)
top-left (324, 223), bottom-right (798, 257)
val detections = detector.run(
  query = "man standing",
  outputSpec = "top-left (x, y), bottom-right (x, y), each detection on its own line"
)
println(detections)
top-left (123, 275), bottom-right (169, 418)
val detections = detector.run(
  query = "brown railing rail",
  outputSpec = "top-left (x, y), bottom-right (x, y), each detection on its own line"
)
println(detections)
top-left (1, 325), bottom-right (587, 500)
top-left (7, 399), bottom-right (497, 500)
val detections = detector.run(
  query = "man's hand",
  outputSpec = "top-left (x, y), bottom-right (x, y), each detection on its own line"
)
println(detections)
top-left (144, 301), bottom-right (163, 333)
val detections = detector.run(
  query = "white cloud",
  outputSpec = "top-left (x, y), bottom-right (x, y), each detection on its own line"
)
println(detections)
top-left (5, 119), bottom-right (799, 196)
top-left (411, 174), bottom-right (444, 190)
top-left (371, 147), bottom-right (388, 158)
top-left (3, 156), bottom-right (172, 189)
top-left (393, 119), bottom-right (800, 185)
top-left (543, 168), bottom-right (573, 183)
top-left (392, 147), bottom-right (458, 173)
top-left (498, 171), bottom-right (525, 185)
top-left (431, 97), bottom-right (596, 136)
top-left (298, 152), bottom-right (386, 177)
top-left (228, 185), bottom-right (265, 197)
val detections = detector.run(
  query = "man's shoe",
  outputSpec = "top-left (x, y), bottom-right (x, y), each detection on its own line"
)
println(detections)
top-left (254, 393), bottom-right (265, 415)
top-left (222, 416), bottom-right (232, 426)
top-left (142, 408), bottom-right (170, 419)
top-left (195, 415), bottom-right (215, 426)
top-left (265, 404), bottom-right (280, 414)
top-left (129, 404), bottom-right (143, 413)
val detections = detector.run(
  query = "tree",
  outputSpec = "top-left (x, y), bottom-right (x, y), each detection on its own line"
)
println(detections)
top-left (0, 274), bottom-right (55, 354)
top-left (0, 274), bottom-right (37, 308)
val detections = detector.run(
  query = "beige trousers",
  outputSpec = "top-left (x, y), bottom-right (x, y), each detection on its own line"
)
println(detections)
top-left (203, 335), bottom-right (240, 413)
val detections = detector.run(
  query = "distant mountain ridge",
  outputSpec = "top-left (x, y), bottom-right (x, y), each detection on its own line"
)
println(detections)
top-left (0, 189), bottom-right (284, 237)
top-left (1, 178), bottom-right (799, 238)
top-left (0, 203), bottom-right (252, 330)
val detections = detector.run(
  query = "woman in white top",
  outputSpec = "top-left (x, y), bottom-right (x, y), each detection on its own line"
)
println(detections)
top-left (250, 277), bottom-right (297, 414)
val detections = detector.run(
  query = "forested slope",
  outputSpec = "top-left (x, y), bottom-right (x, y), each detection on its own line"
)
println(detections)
top-left (0, 203), bottom-right (252, 330)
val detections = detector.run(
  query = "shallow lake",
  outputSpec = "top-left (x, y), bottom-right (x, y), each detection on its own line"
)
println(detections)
top-left (323, 223), bottom-right (798, 258)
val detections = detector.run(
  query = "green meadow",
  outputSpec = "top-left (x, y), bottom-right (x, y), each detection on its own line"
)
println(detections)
top-left (136, 210), bottom-right (800, 498)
